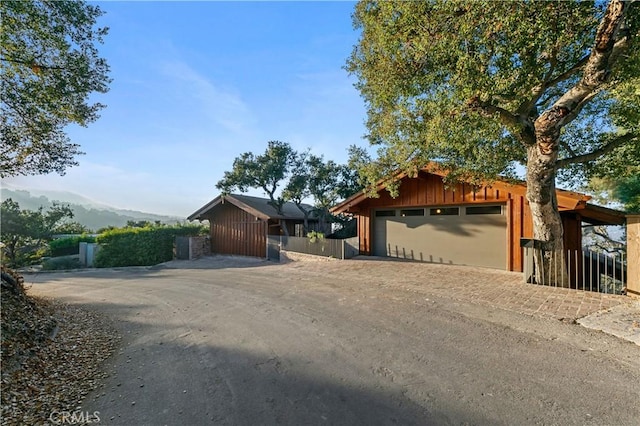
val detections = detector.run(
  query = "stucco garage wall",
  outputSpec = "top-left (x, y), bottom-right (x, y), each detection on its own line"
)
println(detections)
top-left (373, 205), bottom-right (507, 269)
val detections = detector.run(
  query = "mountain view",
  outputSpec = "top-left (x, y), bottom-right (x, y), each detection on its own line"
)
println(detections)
top-left (1, 186), bottom-right (184, 231)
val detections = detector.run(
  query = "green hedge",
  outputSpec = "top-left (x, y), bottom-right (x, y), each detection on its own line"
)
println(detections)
top-left (49, 235), bottom-right (96, 257)
top-left (94, 224), bottom-right (205, 267)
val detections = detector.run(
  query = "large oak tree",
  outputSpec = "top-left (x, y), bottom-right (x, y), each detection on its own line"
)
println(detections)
top-left (347, 0), bottom-right (639, 284)
top-left (216, 140), bottom-right (295, 216)
top-left (217, 141), bottom-right (359, 236)
top-left (1, 0), bottom-right (111, 177)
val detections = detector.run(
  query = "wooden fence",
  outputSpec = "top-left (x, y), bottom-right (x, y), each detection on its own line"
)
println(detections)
top-left (281, 236), bottom-right (359, 260)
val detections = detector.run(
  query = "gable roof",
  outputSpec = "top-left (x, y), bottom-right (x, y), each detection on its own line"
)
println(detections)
top-left (330, 166), bottom-right (625, 226)
top-left (188, 194), bottom-right (316, 222)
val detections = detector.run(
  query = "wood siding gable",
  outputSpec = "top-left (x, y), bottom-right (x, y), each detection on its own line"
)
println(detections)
top-left (203, 203), bottom-right (267, 258)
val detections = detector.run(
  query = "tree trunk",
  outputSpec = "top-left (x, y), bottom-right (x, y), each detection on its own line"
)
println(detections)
top-left (279, 219), bottom-right (289, 238)
top-left (292, 202), bottom-right (310, 235)
top-left (525, 145), bottom-right (569, 287)
top-left (6, 239), bottom-right (18, 267)
top-left (317, 207), bottom-right (332, 235)
top-left (522, 0), bottom-right (630, 287)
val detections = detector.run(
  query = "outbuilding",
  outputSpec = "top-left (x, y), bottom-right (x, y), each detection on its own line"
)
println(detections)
top-left (331, 166), bottom-right (625, 272)
top-left (188, 194), bottom-right (316, 259)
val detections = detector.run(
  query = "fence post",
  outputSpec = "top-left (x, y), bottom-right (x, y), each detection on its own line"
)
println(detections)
top-left (627, 214), bottom-right (640, 297)
top-left (520, 239), bottom-right (534, 283)
top-left (79, 242), bottom-right (88, 267)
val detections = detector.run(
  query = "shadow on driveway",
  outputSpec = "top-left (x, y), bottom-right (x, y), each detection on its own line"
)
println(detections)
top-left (70, 300), bottom-right (491, 426)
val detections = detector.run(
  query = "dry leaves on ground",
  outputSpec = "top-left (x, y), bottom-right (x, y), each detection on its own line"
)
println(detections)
top-left (1, 272), bottom-right (120, 426)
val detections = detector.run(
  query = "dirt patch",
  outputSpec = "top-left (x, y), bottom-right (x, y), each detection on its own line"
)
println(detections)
top-left (279, 250), bottom-right (340, 262)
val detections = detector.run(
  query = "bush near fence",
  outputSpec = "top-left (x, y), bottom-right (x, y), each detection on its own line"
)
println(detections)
top-left (48, 235), bottom-right (96, 257)
top-left (95, 224), bottom-right (204, 267)
top-left (42, 255), bottom-right (82, 270)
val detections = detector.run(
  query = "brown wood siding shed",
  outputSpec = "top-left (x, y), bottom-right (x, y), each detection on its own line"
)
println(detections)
top-left (204, 203), bottom-right (267, 258)
top-left (189, 194), bottom-right (324, 259)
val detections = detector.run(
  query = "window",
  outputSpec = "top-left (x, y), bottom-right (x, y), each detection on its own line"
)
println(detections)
top-left (429, 207), bottom-right (459, 216)
top-left (375, 210), bottom-right (396, 217)
top-left (466, 205), bottom-right (502, 215)
top-left (400, 209), bottom-right (424, 217)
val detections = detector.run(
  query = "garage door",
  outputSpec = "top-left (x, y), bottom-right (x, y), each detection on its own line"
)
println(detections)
top-left (373, 205), bottom-right (507, 269)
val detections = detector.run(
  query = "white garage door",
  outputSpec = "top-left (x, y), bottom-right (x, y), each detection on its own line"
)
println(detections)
top-left (373, 205), bottom-right (507, 270)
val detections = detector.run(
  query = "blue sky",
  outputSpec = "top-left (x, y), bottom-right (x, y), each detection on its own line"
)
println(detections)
top-left (5, 1), bottom-right (367, 217)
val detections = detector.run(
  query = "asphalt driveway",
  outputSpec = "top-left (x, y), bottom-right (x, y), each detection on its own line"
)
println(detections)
top-left (28, 256), bottom-right (640, 425)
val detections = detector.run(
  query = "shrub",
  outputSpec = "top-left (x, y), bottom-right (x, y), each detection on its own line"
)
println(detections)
top-left (94, 224), bottom-right (205, 268)
top-left (48, 235), bottom-right (96, 257)
top-left (307, 231), bottom-right (325, 243)
top-left (42, 256), bottom-right (82, 271)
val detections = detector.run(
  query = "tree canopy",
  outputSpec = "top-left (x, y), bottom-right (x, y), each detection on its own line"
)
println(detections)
top-left (588, 174), bottom-right (640, 213)
top-left (1, 198), bottom-right (74, 267)
top-left (216, 140), bottom-right (295, 215)
top-left (216, 141), bottom-right (359, 234)
top-left (0, 0), bottom-right (111, 177)
top-left (347, 1), bottom-right (638, 188)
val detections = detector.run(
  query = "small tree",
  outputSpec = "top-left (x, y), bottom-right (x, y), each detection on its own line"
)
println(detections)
top-left (282, 150), bottom-right (314, 233)
top-left (307, 156), bottom-right (347, 234)
top-left (53, 221), bottom-right (92, 235)
top-left (1, 199), bottom-right (74, 267)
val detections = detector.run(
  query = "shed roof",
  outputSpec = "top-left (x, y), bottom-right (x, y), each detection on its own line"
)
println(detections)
top-left (330, 166), bottom-right (625, 226)
top-left (188, 194), bottom-right (315, 222)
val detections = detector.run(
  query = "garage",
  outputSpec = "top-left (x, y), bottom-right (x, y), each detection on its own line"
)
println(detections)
top-left (331, 166), bottom-right (628, 273)
top-left (372, 205), bottom-right (507, 269)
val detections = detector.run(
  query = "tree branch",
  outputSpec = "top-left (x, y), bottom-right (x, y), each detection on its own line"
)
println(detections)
top-left (555, 88), bottom-right (602, 125)
top-left (556, 132), bottom-right (637, 169)
top-left (1, 56), bottom-right (66, 71)
top-left (549, 1), bottom-right (630, 126)
top-left (560, 140), bottom-right (578, 158)
top-left (517, 53), bottom-right (589, 116)
top-left (533, 0), bottom-right (631, 156)
top-left (467, 97), bottom-right (535, 146)
top-left (544, 55), bottom-right (590, 91)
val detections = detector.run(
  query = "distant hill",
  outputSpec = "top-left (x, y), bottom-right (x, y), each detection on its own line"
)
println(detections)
top-left (1, 187), bottom-right (183, 231)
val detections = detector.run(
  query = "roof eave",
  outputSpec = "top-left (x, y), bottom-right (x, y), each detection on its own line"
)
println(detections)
top-left (578, 203), bottom-right (627, 226)
top-left (188, 194), bottom-right (316, 221)
top-left (331, 164), bottom-right (594, 213)
top-left (224, 195), bottom-right (272, 221)
top-left (187, 196), bottom-right (223, 221)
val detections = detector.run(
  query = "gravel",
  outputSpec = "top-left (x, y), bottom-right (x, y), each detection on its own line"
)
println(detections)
top-left (1, 277), bottom-right (120, 426)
